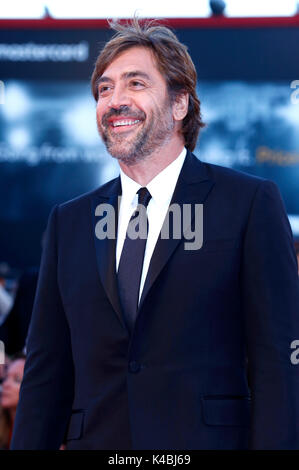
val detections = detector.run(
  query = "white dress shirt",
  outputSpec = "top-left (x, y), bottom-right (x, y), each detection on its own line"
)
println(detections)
top-left (116, 147), bottom-right (187, 303)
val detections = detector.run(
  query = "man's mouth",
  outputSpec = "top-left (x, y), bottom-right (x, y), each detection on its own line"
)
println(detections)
top-left (101, 110), bottom-right (145, 133)
top-left (110, 119), bottom-right (141, 128)
top-left (106, 117), bottom-right (143, 133)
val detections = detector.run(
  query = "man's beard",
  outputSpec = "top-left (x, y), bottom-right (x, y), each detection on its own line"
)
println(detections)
top-left (97, 99), bottom-right (175, 166)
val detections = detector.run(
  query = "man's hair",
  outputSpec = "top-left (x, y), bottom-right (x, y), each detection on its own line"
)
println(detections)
top-left (91, 19), bottom-right (205, 151)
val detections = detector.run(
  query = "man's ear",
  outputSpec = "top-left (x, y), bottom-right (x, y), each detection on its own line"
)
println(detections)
top-left (172, 92), bottom-right (189, 121)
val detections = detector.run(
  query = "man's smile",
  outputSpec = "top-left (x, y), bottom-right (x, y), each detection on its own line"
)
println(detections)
top-left (111, 119), bottom-right (141, 127)
top-left (105, 116), bottom-right (144, 134)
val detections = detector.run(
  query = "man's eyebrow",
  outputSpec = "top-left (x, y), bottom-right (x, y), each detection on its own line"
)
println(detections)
top-left (97, 75), bottom-right (113, 85)
top-left (123, 71), bottom-right (151, 81)
top-left (97, 70), bottom-right (151, 85)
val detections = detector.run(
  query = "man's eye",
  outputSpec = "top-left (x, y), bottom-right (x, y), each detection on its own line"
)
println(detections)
top-left (130, 81), bottom-right (144, 89)
top-left (98, 85), bottom-right (112, 96)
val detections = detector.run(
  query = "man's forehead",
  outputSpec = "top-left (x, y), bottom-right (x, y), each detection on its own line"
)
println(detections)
top-left (101, 46), bottom-right (160, 79)
top-left (97, 70), bottom-right (152, 85)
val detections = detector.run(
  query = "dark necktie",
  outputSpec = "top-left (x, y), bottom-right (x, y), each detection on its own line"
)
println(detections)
top-left (117, 187), bottom-right (152, 333)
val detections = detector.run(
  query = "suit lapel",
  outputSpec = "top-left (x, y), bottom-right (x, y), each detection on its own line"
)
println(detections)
top-left (91, 177), bottom-right (126, 329)
top-left (90, 152), bottom-right (214, 327)
top-left (139, 151), bottom-right (215, 309)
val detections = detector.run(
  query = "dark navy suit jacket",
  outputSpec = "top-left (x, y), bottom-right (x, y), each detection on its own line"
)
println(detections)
top-left (11, 151), bottom-right (299, 449)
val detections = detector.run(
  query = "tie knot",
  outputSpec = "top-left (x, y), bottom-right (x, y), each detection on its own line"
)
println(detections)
top-left (137, 187), bottom-right (152, 208)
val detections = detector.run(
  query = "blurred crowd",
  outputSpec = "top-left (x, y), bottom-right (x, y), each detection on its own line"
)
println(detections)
top-left (0, 264), bottom-right (38, 450)
top-left (0, 353), bottom-right (26, 449)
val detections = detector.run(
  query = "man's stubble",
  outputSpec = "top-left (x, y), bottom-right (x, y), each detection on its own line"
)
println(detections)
top-left (97, 96), bottom-right (175, 166)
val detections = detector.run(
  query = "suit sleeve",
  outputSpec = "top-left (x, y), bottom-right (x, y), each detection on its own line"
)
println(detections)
top-left (11, 206), bottom-right (74, 449)
top-left (242, 180), bottom-right (299, 449)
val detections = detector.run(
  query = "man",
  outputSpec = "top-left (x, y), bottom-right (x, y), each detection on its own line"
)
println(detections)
top-left (11, 20), bottom-right (299, 450)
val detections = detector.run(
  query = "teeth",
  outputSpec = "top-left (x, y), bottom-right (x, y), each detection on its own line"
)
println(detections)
top-left (112, 119), bottom-right (140, 127)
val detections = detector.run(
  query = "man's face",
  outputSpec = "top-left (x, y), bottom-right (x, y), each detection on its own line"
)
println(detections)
top-left (96, 46), bottom-right (177, 165)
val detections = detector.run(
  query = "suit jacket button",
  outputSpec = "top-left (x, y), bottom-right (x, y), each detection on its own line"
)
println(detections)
top-left (129, 361), bottom-right (140, 373)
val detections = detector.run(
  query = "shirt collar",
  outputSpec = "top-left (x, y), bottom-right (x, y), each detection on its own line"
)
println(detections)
top-left (119, 168), bottom-right (141, 208)
top-left (147, 147), bottom-right (186, 206)
top-left (119, 147), bottom-right (187, 208)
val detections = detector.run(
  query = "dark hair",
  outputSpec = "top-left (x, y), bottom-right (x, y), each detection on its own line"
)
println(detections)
top-left (10, 351), bottom-right (26, 362)
top-left (91, 18), bottom-right (205, 151)
top-left (0, 351), bottom-right (26, 449)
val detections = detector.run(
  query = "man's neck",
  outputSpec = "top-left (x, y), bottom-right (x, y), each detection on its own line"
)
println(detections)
top-left (118, 140), bottom-right (185, 186)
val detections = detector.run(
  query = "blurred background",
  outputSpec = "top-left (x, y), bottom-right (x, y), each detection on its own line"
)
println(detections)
top-left (0, 0), bottom-right (298, 306)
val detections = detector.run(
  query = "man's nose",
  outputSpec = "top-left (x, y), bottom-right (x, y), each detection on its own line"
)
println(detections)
top-left (108, 84), bottom-right (131, 109)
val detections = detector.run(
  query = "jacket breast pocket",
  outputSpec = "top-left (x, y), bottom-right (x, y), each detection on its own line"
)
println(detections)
top-left (201, 396), bottom-right (251, 427)
top-left (66, 410), bottom-right (85, 440)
